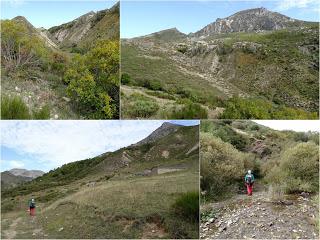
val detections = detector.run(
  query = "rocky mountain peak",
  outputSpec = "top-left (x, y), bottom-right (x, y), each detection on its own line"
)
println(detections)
top-left (132, 122), bottom-right (181, 146)
top-left (194, 7), bottom-right (302, 37)
top-left (12, 16), bottom-right (28, 22)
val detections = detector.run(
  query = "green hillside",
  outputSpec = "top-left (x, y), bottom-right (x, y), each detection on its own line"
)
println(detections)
top-left (121, 20), bottom-right (319, 119)
top-left (1, 124), bottom-right (199, 239)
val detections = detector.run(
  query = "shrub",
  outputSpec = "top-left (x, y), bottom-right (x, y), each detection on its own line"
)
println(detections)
top-left (142, 79), bottom-right (163, 91)
top-left (201, 133), bottom-right (255, 200)
top-left (250, 124), bottom-right (260, 131)
top-left (176, 45), bottom-right (188, 54)
top-left (201, 120), bottom-right (249, 151)
top-left (1, 95), bottom-right (30, 119)
top-left (221, 97), bottom-right (318, 120)
top-left (1, 95), bottom-right (50, 120)
top-left (1, 20), bottom-right (49, 71)
top-left (175, 88), bottom-right (198, 102)
top-left (126, 94), bottom-right (159, 118)
top-left (171, 191), bottom-right (199, 222)
top-left (51, 51), bottom-right (68, 74)
top-left (65, 40), bottom-right (119, 119)
top-left (169, 102), bottom-right (208, 119)
top-left (266, 142), bottom-right (319, 193)
top-left (121, 73), bottom-right (131, 85)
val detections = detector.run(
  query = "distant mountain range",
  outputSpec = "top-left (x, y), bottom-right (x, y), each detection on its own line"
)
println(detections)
top-left (1, 168), bottom-right (45, 190)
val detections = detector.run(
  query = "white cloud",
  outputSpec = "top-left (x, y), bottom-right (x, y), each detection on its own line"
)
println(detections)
top-left (8, 160), bottom-right (25, 168)
top-left (0, 120), bottom-right (165, 168)
top-left (276, 0), bottom-right (319, 11)
top-left (253, 120), bottom-right (320, 132)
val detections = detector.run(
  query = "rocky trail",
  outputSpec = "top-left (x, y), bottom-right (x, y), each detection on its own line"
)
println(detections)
top-left (201, 187), bottom-right (319, 239)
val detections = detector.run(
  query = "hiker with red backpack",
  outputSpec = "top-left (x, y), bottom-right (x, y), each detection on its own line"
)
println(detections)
top-left (245, 170), bottom-right (255, 196)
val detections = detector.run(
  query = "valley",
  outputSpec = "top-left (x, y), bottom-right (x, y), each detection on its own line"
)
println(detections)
top-left (121, 7), bottom-right (319, 119)
top-left (1, 122), bottom-right (200, 239)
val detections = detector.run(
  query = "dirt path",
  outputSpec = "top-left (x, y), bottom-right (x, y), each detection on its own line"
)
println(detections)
top-left (2, 217), bottom-right (22, 239)
top-left (201, 188), bottom-right (319, 239)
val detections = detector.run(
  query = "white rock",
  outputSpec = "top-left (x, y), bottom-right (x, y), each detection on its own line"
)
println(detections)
top-left (54, 114), bottom-right (59, 119)
top-left (58, 227), bottom-right (64, 232)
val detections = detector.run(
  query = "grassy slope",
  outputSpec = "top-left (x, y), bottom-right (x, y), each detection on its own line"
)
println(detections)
top-left (1, 125), bottom-right (199, 239)
top-left (121, 43), bottom-right (226, 119)
top-left (121, 44), bottom-right (224, 99)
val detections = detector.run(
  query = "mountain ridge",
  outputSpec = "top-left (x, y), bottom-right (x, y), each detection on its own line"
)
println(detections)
top-left (194, 7), bottom-right (306, 37)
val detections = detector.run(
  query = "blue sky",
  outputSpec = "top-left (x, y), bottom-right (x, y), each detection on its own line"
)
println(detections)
top-left (1, 0), bottom-right (118, 29)
top-left (121, 0), bottom-right (320, 38)
top-left (0, 120), bottom-right (199, 172)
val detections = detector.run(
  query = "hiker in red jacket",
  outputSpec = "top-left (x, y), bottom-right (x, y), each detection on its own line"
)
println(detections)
top-left (245, 170), bottom-right (255, 196)
top-left (29, 199), bottom-right (36, 216)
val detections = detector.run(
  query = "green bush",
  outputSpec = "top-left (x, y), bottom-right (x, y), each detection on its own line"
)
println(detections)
top-left (1, 95), bottom-right (50, 120)
top-left (121, 73), bottom-right (131, 85)
top-left (65, 40), bottom-right (119, 119)
top-left (142, 79), bottom-right (163, 91)
top-left (1, 20), bottom-right (50, 71)
top-left (171, 191), bottom-right (199, 222)
top-left (201, 120), bottom-right (249, 151)
top-left (126, 94), bottom-right (159, 118)
top-left (221, 97), bottom-right (318, 119)
top-left (266, 142), bottom-right (319, 193)
top-left (169, 102), bottom-right (208, 119)
top-left (201, 133), bottom-right (255, 200)
top-left (1, 95), bottom-right (30, 119)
